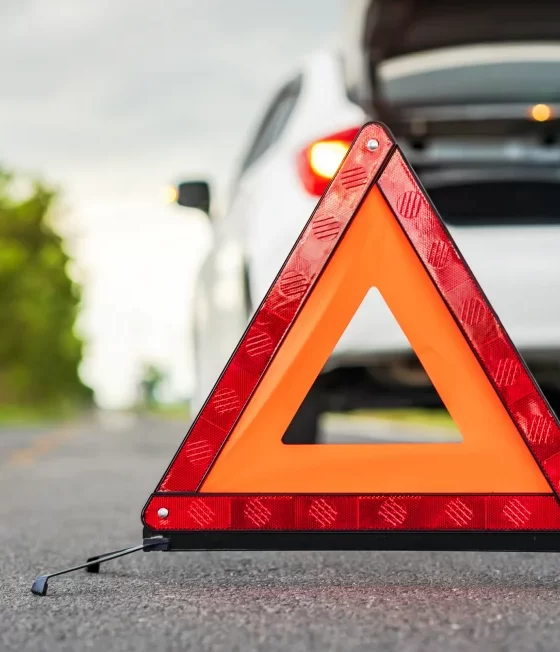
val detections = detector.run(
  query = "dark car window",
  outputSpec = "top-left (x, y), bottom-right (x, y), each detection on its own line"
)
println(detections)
top-left (239, 74), bottom-right (302, 174)
top-left (425, 178), bottom-right (560, 227)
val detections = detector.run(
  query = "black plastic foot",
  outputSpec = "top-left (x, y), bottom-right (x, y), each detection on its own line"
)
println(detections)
top-left (30, 536), bottom-right (169, 596)
top-left (31, 575), bottom-right (48, 596)
top-left (85, 558), bottom-right (100, 574)
top-left (86, 547), bottom-right (131, 573)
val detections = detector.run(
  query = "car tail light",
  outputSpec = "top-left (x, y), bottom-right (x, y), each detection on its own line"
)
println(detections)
top-left (296, 127), bottom-right (361, 196)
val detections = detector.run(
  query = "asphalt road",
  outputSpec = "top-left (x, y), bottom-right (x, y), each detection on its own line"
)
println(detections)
top-left (1, 413), bottom-right (560, 651)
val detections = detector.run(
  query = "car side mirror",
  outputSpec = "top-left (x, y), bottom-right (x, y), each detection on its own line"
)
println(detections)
top-left (175, 180), bottom-right (211, 214)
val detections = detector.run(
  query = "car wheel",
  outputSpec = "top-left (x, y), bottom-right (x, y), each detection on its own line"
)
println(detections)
top-left (282, 386), bottom-right (324, 444)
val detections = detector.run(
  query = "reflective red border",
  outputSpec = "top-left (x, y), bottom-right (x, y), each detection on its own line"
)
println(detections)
top-left (145, 494), bottom-right (560, 532)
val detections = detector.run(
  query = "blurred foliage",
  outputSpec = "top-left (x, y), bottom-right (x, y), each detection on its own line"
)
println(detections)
top-left (0, 170), bottom-right (93, 409)
top-left (139, 363), bottom-right (166, 407)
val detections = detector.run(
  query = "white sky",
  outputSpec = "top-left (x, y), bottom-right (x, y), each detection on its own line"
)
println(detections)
top-left (1, 0), bottom-right (343, 407)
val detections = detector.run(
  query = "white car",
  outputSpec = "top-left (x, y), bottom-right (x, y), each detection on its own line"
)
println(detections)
top-left (175, 0), bottom-right (560, 443)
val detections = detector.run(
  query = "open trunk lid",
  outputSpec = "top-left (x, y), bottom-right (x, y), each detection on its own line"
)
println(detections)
top-left (343, 0), bottom-right (560, 122)
top-left (364, 0), bottom-right (560, 62)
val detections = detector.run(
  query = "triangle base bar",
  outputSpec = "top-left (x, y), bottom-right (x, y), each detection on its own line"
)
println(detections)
top-left (144, 494), bottom-right (560, 532)
top-left (143, 528), bottom-right (560, 552)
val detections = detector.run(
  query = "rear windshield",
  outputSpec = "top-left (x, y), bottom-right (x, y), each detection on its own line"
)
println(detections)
top-left (380, 49), bottom-right (560, 106)
top-left (426, 180), bottom-right (560, 227)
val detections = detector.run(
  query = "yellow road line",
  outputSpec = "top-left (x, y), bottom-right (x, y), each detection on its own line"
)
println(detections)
top-left (7, 426), bottom-right (74, 467)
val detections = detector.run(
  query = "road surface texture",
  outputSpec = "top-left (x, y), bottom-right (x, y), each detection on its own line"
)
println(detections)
top-left (1, 413), bottom-right (559, 652)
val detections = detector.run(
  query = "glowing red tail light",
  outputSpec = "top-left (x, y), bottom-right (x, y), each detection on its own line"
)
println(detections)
top-left (297, 127), bottom-right (361, 196)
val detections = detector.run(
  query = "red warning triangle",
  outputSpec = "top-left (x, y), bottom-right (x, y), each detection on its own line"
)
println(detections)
top-left (143, 123), bottom-right (560, 548)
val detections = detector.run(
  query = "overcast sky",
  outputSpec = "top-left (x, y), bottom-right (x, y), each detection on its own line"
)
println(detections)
top-left (1, 0), bottom-right (343, 407)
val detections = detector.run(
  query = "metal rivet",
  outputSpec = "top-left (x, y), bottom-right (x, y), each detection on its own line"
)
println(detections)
top-left (157, 507), bottom-right (169, 519)
top-left (366, 138), bottom-right (379, 151)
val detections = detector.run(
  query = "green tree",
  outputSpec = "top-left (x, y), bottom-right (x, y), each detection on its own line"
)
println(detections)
top-left (0, 170), bottom-right (92, 408)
